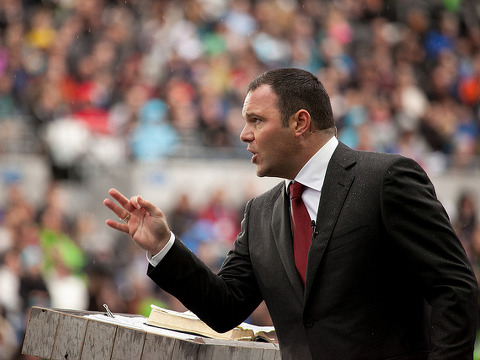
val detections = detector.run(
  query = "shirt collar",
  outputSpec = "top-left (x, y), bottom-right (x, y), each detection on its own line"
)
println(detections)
top-left (285, 136), bottom-right (339, 193)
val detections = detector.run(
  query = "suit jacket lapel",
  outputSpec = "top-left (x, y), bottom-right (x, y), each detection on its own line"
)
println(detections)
top-left (272, 186), bottom-right (304, 304)
top-left (304, 143), bottom-right (357, 302)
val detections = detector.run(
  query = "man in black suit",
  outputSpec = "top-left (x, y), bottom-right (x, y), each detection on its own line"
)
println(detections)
top-left (104, 68), bottom-right (478, 359)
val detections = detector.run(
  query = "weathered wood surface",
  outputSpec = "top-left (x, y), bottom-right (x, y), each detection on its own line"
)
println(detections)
top-left (22, 307), bottom-right (280, 360)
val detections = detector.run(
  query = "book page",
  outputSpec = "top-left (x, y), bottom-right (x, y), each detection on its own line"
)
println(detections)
top-left (237, 322), bottom-right (275, 333)
top-left (83, 313), bottom-right (198, 341)
top-left (149, 305), bottom-right (199, 320)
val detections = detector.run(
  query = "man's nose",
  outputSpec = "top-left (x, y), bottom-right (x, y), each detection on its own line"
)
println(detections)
top-left (240, 125), bottom-right (253, 143)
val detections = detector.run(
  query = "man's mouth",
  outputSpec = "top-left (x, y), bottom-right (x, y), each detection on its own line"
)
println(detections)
top-left (248, 148), bottom-right (257, 163)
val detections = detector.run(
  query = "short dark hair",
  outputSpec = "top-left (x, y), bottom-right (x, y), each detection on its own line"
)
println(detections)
top-left (247, 68), bottom-right (334, 129)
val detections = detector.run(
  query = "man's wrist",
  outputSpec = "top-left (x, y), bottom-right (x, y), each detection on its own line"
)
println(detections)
top-left (147, 231), bottom-right (175, 266)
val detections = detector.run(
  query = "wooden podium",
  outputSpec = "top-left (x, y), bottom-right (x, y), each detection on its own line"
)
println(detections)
top-left (22, 307), bottom-right (280, 360)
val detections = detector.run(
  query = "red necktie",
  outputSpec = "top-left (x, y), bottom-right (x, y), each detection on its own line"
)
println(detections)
top-left (289, 181), bottom-right (312, 285)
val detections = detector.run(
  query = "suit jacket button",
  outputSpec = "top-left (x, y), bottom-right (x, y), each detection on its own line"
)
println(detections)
top-left (304, 318), bottom-right (315, 327)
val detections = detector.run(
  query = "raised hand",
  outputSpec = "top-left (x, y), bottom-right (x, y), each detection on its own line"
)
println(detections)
top-left (103, 188), bottom-right (171, 256)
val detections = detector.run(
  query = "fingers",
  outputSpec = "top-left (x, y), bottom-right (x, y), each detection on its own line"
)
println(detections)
top-left (104, 188), bottom-right (136, 231)
top-left (131, 195), bottom-right (157, 215)
top-left (104, 188), bottom-right (164, 229)
top-left (103, 197), bottom-right (130, 221)
top-left (130, 195), bottom-right (141, 210)
top-left (105, 218), bottom-right (129, 233)
top-left (103, 198), bottom-right (130, 233)
top-left (107, 188), bottom-right (135, 213)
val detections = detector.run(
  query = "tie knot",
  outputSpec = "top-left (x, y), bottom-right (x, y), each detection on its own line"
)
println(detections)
top-left (289, 181), bottom-right (305, 199)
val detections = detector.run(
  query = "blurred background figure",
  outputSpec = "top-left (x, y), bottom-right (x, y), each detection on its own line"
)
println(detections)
top-left (130, 99), bottom-right (179, 161)
top-left (454, 191), bottom-right (480, 264)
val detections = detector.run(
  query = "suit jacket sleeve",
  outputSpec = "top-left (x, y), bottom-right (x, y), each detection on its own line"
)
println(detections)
top-left (147, 199), bottom-right (263, 333)
top-left (381, 156), bottom-right (478, 359)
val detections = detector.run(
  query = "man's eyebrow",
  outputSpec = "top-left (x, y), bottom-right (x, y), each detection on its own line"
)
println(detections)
top-left (243, 111), bottom-right (261, 119)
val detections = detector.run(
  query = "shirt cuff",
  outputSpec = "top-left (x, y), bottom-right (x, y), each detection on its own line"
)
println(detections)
top-left (146, 231), bottom-right (175, 267)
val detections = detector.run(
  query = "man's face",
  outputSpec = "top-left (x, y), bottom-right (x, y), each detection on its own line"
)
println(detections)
top-left (240, 85), bottom-right (296, 179)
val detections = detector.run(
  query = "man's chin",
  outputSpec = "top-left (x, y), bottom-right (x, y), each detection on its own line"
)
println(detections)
top-left (255, 167), bottom-right (266, 177)
top-left (255, 166), bottom-right (270, 178)
top-left (255, 163), bottom-right (278, 178)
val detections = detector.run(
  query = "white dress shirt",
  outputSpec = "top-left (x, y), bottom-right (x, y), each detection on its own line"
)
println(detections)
top-left (287, 136), bottom-right (338, 220)
top-left (148, 136), bottom-right (339, 266)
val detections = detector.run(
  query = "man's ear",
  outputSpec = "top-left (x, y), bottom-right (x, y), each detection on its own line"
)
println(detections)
top-left (292, 109), bottom-right (311, 137)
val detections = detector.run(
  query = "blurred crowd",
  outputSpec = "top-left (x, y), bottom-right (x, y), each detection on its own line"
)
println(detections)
top-left (0, 0), bottom-right (479, 172)
top-left (1, 0), bottom-right (480, 358)
top-left (0, 180), bottom-right (247, 359)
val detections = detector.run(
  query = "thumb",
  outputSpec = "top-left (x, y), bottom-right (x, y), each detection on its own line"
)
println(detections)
top-left (137, 196), bottom-right (161, 216)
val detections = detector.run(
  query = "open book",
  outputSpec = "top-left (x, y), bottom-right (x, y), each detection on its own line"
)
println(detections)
top-left (145, 305), bottom-right (277, 343)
